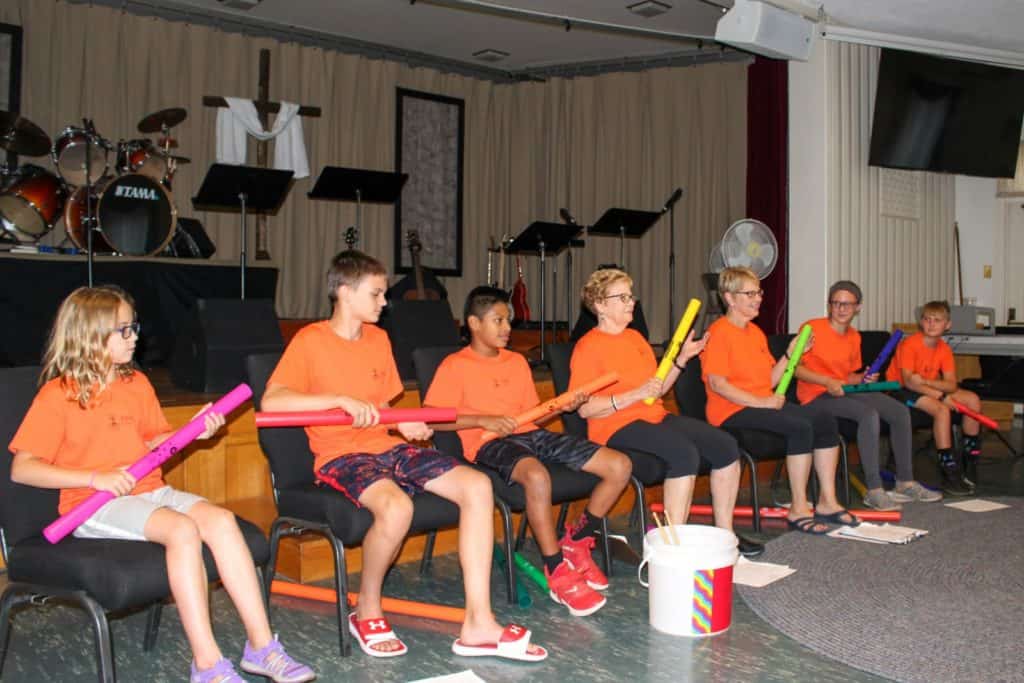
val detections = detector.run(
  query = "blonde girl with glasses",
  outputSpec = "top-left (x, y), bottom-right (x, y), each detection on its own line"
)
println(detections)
top-left (9, 286), bottom-right (314, 683)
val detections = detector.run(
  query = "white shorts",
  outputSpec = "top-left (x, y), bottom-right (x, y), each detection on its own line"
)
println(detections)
top-left (72, 486), bottom-right (207, 541)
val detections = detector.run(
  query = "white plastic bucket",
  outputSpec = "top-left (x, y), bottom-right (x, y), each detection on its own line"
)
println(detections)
top-left (638, 524), bottom-right (739, 637)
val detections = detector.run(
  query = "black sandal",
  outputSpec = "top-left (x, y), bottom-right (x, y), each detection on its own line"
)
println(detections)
top-left (813, 509), bottom-right (861, 527)
top-left (786, 516), bottom-right (830, 535)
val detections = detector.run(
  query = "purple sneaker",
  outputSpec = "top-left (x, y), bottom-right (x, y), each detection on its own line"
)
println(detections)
top-left (240, 636), bottom-right (316, 683)
top-left (190, 658), bottom-right (244, 683)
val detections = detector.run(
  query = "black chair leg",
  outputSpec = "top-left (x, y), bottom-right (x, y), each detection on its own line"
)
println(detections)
top-left (263, 518), bottom-right (290, 610)
top-left (630, 476), bottom-right (648, 541)
top-left (142, 601), bottom-right (163, 652)
top-left (839, 440), bottom-right (851, 506)
top-left (78, 593), bottom-right (115, 683)
top-left (326, 534), bottom-right (350, 657)
top-left (514, 513), bottom-right (529, 552)
top-left (420, 531), bottom-right (437, 576)
top-left (598, 517), bottom-right (612, 577)
top-left (740, 452), bottom-right (761, 533)
top-left (495, 499), bottom-right (517, 605)
top-left (555, 503), bottom-right (570, 533)
top-left (0, 585), bottom-right (26, 678)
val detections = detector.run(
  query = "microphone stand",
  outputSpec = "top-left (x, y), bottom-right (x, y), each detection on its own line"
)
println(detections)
top-left (660, 188), bottom-right (683, 340)
top-left (84, 119), bottom-right (95, 286)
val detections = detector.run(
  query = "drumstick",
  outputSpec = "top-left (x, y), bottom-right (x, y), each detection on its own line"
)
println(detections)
top-left (663, 509), bottom-right (681, 545)
top-left (645, 299), bottom-right (701, 405)
top-left (860, 330), bottom-right (903, 383)
top-left (478, 372), bottom-right (619, 444)
top-left (775, 324), bottom-right (811, 396)
top-left (651, 510), bottom-right (672, 545)
top-left (255, 407), bottom-right (457, 428)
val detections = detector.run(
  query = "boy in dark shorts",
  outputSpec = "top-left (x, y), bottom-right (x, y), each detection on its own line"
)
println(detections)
top-left (263, 253), bottom-right (546, 662)
top-left (425, 286), bottom-right (632, 617)
top-left (887, 300), bottom-right (982, 496)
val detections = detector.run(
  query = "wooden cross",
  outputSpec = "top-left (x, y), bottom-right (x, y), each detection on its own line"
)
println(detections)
top-left (203, 48), bottom-right (321, 260)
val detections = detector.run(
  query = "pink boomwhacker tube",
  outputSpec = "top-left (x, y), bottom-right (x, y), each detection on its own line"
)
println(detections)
top-left (42, 383), bottom-right (253, 544)
top-left (254, 407), bottom-right (457, 428)
top-left (950, 400), bottom-right (999, 430)
top-left (478, 372), bottom-right (619, 445)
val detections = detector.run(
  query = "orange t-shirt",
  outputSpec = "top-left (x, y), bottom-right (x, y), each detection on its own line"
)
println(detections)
top-left (796, 318), bottom-right (862, 405)
top-left (423, 346), bottom-right (540, 462)
top-left (569, 327), bottom-right (666, 446)
top-left (9, 373), bottom-right (172, 515)
top-left (268, 321), bottom-right (404, 472)
top-left (700, 317), bottom-right (775, 426)
top-left (885, 332), bottom-right (955, 384)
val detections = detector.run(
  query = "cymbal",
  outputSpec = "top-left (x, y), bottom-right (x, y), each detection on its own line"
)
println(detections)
top-left (168, 155), bottom-right (191, 164)
top-left (156, 136), bottom-right (179, 149)
top-left (137, 107), bottom-right (187, 133)
top-left (0, 111), bottom-right (51, 157)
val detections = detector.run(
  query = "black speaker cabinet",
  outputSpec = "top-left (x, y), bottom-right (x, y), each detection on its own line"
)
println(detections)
top-left (164, 217), bottom-right (217, 258)
top-left (169, 298), bottom-right (283, 392)
top-left (379, 300), bottom-right (461, 380)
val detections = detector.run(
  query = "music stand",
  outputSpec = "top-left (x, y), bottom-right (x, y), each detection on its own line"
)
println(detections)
top-left (506, 221), bottom-right (582, 364)
top-left (307, 166), bottom-right (408, 250)
top-left (588, 207), bottom-right (662, 269)
top-left (193, 163), bottom-right (294, 299)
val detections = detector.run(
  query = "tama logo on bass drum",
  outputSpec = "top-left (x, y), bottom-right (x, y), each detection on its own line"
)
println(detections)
top-left (114, 185), bottom-right (160, 200)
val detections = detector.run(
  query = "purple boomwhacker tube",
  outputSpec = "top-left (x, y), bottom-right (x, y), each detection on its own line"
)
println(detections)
top-left (861, 330), bottom-right (903, 383)
top-left (42, 383), bottom-right (253, 544)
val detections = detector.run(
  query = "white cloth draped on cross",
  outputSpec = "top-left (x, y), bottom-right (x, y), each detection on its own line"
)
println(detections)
top-left (215, 96), bottom-right (310, 179)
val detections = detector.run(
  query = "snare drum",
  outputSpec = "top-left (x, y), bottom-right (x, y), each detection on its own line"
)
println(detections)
top-left (117, 139), bottom-right (170, 182)
top-left (52, 126), bottom-right (110, 186)
top-left (0, 165), bottom-right (68, 241)
top-left (65, 173), bottom-right (176, 255)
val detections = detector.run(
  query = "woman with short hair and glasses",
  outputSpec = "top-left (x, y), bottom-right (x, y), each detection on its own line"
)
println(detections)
top-left (794, 280), bottom-right (941, 511)
top-left (701, 267), bottom-right (852, 535)
top-left (569, 268), bottom-right (763, 557)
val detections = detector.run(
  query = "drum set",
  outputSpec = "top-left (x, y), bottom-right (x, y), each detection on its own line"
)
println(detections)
top-left (0, 107), bottom-right (192, 256)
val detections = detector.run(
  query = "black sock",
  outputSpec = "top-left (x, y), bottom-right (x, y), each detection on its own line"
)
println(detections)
top-left (570, 509), bottom-right (603, 541)
top-left (938, 449), bottom-right (955, 466)
top-left (543, 552), bottom-right (563, 573)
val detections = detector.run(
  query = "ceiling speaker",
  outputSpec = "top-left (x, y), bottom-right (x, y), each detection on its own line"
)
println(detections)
top-left (715, 0), bottom-right (817, 62)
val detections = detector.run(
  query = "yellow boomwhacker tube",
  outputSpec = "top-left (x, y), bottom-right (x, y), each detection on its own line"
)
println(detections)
top-left (775, 324), bottom-right (812, 396)
top-left (644, 298), bottom-right (702, 406)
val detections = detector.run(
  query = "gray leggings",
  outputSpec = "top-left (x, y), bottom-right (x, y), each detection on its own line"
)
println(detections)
top-left (809, 393), bottom-right (913, 489)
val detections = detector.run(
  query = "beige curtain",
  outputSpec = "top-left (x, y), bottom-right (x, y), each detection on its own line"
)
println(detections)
top-left (1, 0), bottom-right (747, 341)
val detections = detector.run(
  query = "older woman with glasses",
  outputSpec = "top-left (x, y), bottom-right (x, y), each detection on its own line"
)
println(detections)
top-left (701, 267), bottom-right (851, 535)
top-left (569, 267), bottom-right (763, 557)
top-left (794, 280), bottom-right (941, 510)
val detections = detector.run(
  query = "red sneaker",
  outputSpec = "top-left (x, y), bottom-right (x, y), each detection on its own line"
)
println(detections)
top-left (545, 561), bottom-right (606, 617)
top-left (561, 533), bottom-right (609, 590)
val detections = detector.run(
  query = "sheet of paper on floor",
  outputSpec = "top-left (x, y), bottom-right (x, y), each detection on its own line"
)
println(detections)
top-left (733, 556), bottom-right (797, 587)
top-left (945, 499), bottom-right (1011, 513)
top-left (409, 670), bottom-right (487, 683)
top-left (827, 522), bottom-right (928, 544)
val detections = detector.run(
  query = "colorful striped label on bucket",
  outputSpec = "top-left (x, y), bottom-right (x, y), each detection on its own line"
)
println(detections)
top-left (692, 565), bottom-right (734, 634)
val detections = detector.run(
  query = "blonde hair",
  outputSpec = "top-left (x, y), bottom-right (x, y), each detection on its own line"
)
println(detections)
top-left (41, 286), bottom-right (136, 407)
top-left (718, 266), bottom-right (759, 295)
top-left (581, 268), bottom-right (632, 314)
top-left (920, 300), bottom-right (951, 319)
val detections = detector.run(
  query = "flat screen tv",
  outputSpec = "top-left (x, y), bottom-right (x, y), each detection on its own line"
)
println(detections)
top-left (869, 48), bottom-right (1024, 178)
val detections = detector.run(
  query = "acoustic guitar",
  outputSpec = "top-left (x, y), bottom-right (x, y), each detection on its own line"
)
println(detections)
top-left (511, 255), bottom-right (530, 321)
top-left (403, 230), bottom-right (441, 301)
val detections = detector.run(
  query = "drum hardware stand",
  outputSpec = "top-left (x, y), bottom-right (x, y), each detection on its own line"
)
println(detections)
top-left (558, 208), bottom-right (586, 335)
top-left (83, 118), bottom-right (96, 286)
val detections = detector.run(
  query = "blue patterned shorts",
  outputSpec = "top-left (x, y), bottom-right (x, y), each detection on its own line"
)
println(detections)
top-left (316, 443), bottom-right (459, 504)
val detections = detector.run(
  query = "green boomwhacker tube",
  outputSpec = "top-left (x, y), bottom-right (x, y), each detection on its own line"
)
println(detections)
top-left (775, 324), bottom-right (812, 396)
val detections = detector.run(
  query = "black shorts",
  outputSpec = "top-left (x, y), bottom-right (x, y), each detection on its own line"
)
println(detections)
top-left (889, 388), bottom-right (923, 407)
top-left (475, 429), bottom-right (600, 485)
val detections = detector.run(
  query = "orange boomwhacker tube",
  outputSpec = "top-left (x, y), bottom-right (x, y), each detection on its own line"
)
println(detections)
top-left (478, 372), bottom-right (619, 445)
top-left (270, 580), bottom-right (466, 623)
top-left (651, 502), bottom-right (902, 523)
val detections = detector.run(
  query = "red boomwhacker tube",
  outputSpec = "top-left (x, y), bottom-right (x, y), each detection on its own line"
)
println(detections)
top-left (478, 372), bottom-right (619, 445)
top-left (651, 502), bottom-right (902, 523)
top-left (255, 407), bottom-right (457, 428)
top-left (951, 400), bottom-right (999, 430)
top-left (270, 580), bottom-right (465, 623)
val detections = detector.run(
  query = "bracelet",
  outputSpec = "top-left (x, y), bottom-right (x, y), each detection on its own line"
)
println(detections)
top-left (610, 395), bottom-right (619, 412)
top-left (784, 351), bottom-right (791, 360)
top-left (674, 357), bottom-right (686, 372)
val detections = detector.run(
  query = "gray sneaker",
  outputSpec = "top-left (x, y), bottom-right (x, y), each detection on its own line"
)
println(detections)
top-left (890, 481), bottom-right (943, 503)
top-left (862, 489), bottom-right (902, 511)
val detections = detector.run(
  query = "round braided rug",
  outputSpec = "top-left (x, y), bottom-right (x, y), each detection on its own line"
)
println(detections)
top-left (737, 498), bottom-right (1024, 683)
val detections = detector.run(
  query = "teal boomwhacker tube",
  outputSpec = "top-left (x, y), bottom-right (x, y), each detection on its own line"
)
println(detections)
top-left (775, 325), bottom-right (811, 396)
top-left (493, 545), bottom-right (532, 608)
top-left (841, 381), bottom-right (900, 393)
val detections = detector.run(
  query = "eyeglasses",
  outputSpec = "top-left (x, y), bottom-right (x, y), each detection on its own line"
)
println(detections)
top-left (601, 293), bottom-right (638, 304)
top-left (829, 300), bottom-right (858, 310)
top-left (735, 289), bottom-right (764, 298)
top-left (112, 321), bottom-right (140, 339)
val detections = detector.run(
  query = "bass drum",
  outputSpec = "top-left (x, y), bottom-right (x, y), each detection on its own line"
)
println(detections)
top-left (65, 173), bottom-right (176, 255)
top-left (0, 165), bottom-right (68, 242)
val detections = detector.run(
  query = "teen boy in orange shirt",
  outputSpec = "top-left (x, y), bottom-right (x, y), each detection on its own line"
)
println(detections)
top-left (425, 286), bottom-right (631, 617)
top-left (262, 252), bottom-right (546, 663)
top-left (886, 300), bottom-right (981, 495)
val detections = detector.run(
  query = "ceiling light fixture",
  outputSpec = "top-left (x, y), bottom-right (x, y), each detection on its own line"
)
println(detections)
top-left (472, 48), bottom-right (510, 63)
top-left (216, 0), bottom-right (262, 10)
top-left (627, 1), bottom-right (672, 18)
